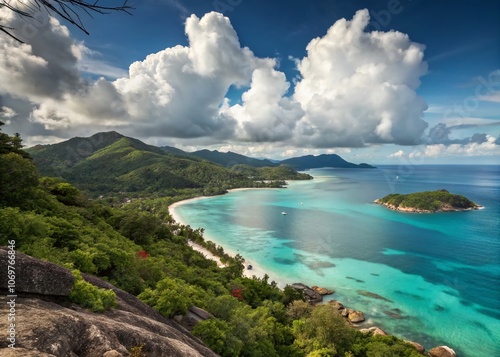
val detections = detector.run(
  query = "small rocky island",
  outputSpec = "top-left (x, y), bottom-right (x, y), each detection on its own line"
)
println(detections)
top-left (375, 189), bottom-right (481, 213)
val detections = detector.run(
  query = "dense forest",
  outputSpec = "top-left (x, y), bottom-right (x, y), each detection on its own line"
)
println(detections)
top-left (0, 123), bottom-right (425, 356)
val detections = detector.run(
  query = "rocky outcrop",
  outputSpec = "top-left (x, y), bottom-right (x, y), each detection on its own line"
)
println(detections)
top-left (360, 326), bottom-right (387, 336)
top-left (328, 300), bottom-right (344, 310)
top-left (428, 346), bottom-right (457, 357)
top-left (290, 283), bottom-right (323, 304)
top-left (0, 247), bottom-right (74, 296)
top-left (347, 309), bottom-right (365, 323)
top-left (0, 248), bottom-right (218, 357)
top-left (311, 286), bottom-right (334, 295)
top-left (329, 301), bottom-right (366, 324)
top-left (405, 341), bottom-right (425, 353)
top-left (179, 306), bottom-right (215, 330)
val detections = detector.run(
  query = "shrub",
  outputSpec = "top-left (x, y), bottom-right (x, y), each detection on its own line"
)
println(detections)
top-left (69, 270), bottom-right (117, 312)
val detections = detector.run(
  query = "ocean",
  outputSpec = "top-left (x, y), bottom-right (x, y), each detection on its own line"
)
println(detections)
top-left (172, 165), bottom-right (500, 357)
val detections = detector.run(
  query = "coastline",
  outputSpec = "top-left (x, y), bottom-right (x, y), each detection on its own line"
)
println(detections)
top-left (373, 199), bottom-right (482, 213)
top-left (169, 188), bottom-right (278, 281)
top-left (167, 179), bottom-right (471, 355)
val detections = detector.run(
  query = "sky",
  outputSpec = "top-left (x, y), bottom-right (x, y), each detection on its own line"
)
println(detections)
top-left (0, 0), bottom-right (499, 165)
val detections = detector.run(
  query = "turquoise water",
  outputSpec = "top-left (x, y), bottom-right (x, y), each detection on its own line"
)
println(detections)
top-left (173, 165), bottom-right (500, 356)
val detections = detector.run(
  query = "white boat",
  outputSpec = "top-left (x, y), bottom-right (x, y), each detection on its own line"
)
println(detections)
top-left (281, 211), bottom-right (287, 215)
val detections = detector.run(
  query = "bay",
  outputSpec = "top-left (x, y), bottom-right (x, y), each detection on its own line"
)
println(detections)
top-left (173, 165), bottom-right (500, 357)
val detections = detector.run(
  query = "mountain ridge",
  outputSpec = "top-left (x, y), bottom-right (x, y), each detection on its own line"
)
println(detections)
top-left (28, 131), bottom-right (375, 171)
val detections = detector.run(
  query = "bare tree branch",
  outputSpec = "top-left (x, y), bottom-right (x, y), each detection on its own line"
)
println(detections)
top-left (0, 0), bottom-right (134, 42)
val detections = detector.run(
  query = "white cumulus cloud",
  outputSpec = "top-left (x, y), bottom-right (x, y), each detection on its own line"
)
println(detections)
top-left (2, 8), bottom-right (435, 150)
top-left (293, 9), bottom-right (429, 147)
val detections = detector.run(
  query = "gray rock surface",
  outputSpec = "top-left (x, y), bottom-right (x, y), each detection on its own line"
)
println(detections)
top-left (0, 298), bottom-right (217, 357)
top-left (290, 283), bottom-right (323, 304)
top-left (0, 247), bottom-right (219, 357)
top-left (0, 247), bottom-right (74, 296)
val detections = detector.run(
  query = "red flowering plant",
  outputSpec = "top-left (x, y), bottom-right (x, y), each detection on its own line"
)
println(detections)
top-left (136, 250), bottom-right (149, 259)
top-left (231, 288), bottom-right (244, 301)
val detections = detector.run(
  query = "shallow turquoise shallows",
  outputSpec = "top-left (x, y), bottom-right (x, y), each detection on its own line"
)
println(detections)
top-left (173, 165), bottom-right (500, 357)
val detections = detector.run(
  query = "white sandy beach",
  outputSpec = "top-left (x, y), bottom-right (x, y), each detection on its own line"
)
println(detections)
top-left (169, 190), bottom-right (277, 281)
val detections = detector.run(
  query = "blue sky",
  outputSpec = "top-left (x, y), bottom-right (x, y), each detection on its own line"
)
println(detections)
top-left (0, 0), bottom-right (499, 164)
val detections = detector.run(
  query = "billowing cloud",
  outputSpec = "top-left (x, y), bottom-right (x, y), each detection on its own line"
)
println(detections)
top-left (293, 9), bottom-right (428, 147)
top-left (221, 66), bottom-right (304, 142)
top-left (9, 11), bottom-right (281, 139)
top-left (0, 8), bottom-right (454, 151)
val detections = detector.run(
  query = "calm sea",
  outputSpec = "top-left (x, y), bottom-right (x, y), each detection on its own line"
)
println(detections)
top-left (173, 165), bottom-right (500, 357)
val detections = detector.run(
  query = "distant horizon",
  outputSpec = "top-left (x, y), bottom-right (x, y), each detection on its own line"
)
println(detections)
top-left (25, 130), bottom-right (499, 166)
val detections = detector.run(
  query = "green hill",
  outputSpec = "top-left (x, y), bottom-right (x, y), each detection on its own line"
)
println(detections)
top-left (27, 133), bottom-right (312, 196)
top-left (27, 131), bottom-right (161, 176)
top-left (375, 189), bottom-right (480, 212)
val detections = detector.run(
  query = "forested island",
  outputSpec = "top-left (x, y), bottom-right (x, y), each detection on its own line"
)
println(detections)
top-left (375, 190), bottom-right (481, 213)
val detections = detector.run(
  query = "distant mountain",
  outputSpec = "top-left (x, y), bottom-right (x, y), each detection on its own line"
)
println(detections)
top-left (191, 149), bottom-right (277, 168)
top-left (28, 131), bottom-right (166, 176)
top-left (26, 132), bottom-right (311, 195)
top-left (160, 145), bottom-right (190, 157)
top-left (280, 154), bottom-right (375, 170)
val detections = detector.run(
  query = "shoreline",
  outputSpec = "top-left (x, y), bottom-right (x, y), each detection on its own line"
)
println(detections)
top-left (168, 182), bottom-right (463, 355)
top-left (373, 199), bottom-right (483, 213)
top-left (169, 188), bottom-right (278, 281)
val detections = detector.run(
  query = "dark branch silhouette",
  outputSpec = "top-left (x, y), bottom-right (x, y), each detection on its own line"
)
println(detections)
top-left (0, 0), bottom-right (134, 42)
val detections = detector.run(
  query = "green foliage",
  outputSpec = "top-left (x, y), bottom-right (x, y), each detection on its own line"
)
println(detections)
top-left (193, 319), bottom-right (243, 356)
top-left (196, 297), bottom-right (301, 357)
top-left (69, 270), bottom-right (116, 312)
top-left (129, 345), bottom-right (145, 357)
top-left (0, 122), bottom-right (28, 157)
top-left (351, 335), bottom-right (425, 357)
top-left (138, 277), bottom-right (206, 317)
top-left (292, 304), bottom-right (358, 356)
top-left (306, 347), bottom-right (337, 357)
top-left (0, 152), bottom-right (39, 207)
top-left (232, 274), bottom-right (284, 308)
top-left (286, 300), bottom-right (313, 320)
top-left (40, 177), bottom-right (85, 206)
top-left (283, 285), bottom-right (306, 306)
top-left (378, 190), bottom-right (478, 211)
